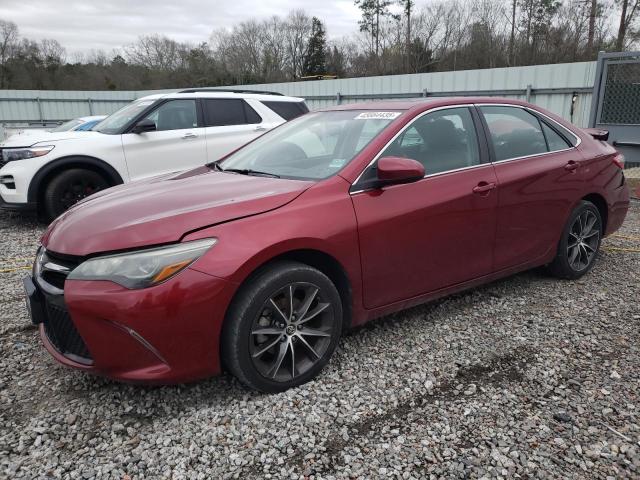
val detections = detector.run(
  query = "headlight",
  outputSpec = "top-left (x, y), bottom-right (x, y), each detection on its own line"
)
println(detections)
top-left (67, 238), bottom-right (216, 289)
top-left (1, 145), bottom-right (55, 162)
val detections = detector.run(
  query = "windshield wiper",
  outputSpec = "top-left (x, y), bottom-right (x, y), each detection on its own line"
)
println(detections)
top-left (221, 168), bottom-right (280, 178)
top-left (208, 161), bottom-right (224, 171)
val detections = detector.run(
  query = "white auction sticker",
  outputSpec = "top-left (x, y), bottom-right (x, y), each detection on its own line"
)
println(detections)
top-left (354, 111), bottom-right (402, 120)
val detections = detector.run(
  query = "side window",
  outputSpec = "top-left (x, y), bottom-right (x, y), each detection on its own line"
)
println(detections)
top-left (380, 107), bottom-right (480, 176)
top-left (541, 122), bottom-right (571, 151)
top-left (480, 106), bottom-right (547, 161)
top-left (144, 100), bottom-right (197, 131)
top-left (262, 101), bottom-right (308, 121)
top-left (203, 99), bottom-right (262, 127)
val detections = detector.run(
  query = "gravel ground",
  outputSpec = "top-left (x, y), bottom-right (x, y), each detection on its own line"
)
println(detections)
top-left (1, 203), bottom-right (639, 479)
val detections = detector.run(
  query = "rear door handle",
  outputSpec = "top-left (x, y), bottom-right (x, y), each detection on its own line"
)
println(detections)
top-left (564, 161), bottom-right (579, 171)
top-left (472, 182), bottom-right (496, 194)
top-left (255, 125), bottom-right (268, 132)
top-left (182, 132), bottom-right (197, 139)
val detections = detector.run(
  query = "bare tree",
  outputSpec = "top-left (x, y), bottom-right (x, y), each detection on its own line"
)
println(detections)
top-left (0, 20), bottom-right (18, 88)
top-left (587, 0), bottom-right (598, 49)
top-left (284, 10), bottom-right (312, 79)
top-left (126, 35), bottom-right (184, 70)
top-left (616, 0), bottom-right (640, 50)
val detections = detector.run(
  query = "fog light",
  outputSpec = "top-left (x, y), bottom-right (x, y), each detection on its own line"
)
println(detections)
top-left (0, 175), bottom-right (15, 189)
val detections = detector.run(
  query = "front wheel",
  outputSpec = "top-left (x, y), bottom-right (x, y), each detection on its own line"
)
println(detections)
top-left (548, 200), bottom-right (602, 279)
top-left (43, 168), bottom-right (109, 221)
top-left (221, 261), bottom-right (343, 392)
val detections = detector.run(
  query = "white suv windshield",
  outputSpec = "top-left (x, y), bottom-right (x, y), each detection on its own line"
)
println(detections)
top-left (94, 99), bottom-right (157, 134)
top-left (219, 110), bottom-right (399, 180)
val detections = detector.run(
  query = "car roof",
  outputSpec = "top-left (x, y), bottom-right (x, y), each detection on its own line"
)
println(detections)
top-left (136, 91), bottom-right (305, 102)
top-left (320, 97), bottom-right (533, 112)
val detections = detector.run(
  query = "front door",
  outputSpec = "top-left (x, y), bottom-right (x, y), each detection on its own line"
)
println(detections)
top-left (122, 99), bottom-right (208, 181)
top-left (351, 106), bottom-right (498, 309)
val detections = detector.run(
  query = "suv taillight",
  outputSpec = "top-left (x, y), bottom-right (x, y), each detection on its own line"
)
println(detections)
top-left (612, 153), bottom-right (625, 169)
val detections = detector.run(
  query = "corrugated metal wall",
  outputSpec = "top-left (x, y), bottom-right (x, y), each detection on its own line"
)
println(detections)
top-left (0, 61), bottom-right (597, 128)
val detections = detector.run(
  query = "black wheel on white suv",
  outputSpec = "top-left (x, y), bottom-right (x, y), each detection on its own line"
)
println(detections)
top-left (43, 168), bottom-right (110, 221)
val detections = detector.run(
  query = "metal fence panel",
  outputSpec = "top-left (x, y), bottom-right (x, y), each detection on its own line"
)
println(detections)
top-left (0, 61), bottom-right (597, 132)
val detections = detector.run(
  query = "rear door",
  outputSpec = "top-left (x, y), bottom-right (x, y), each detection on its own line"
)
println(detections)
top-left (351, 106), bottom-right (498, 308)
top-left (478, 105), bottom-right (583, 271)
top-left (202, 99), bottom-right (272, 162)
top-left (122, 99), bottom-right (207, 181)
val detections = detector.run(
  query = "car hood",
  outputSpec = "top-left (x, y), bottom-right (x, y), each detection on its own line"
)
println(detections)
top-left (42, 167), bottom-right (313, 257)
top-left (0, 130), bottom-right (103, 147)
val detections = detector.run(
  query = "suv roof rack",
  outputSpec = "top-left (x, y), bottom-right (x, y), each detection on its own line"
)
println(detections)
top-left (178, 88), bottom-right (284, 96)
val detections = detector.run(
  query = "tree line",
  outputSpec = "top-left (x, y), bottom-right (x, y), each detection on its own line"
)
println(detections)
top-left (0, 0), bottom-right (638, 91)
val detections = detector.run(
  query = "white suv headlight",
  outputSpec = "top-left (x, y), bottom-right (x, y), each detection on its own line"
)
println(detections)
top-left (67, 238), bottom-right (217, 289)
top-left (1, 145), bottom-right (55, 162)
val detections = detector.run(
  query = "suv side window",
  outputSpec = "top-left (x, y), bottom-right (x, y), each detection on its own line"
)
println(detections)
top-left (144, 99), bottom-right (198, 131)
top-left (261, 101), bottom-right (309, 120)
top-left (380, 107), bottom-right (480, 176)
top-left (480, 106), bottom-right (549, 161)
top-left (203, 99), bottom-right (262, 127)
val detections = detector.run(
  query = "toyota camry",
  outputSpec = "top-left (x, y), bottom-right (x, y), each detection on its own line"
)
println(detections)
top-left (24, 98), bottom-right (630, 392)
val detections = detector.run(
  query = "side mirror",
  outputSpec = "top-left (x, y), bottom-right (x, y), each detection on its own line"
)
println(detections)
top-left (377, 156), bottom-right (425, 185)
top-left (132, 118), bottom-right (156, 134)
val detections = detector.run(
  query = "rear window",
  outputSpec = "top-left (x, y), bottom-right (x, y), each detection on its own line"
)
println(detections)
top-left (203, 99), bottom-right (262, 127)
top-left (262, 101), bottom-right (309, 121)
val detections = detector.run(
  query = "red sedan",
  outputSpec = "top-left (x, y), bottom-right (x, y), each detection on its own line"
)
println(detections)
top-left (24, 98), bottom-right (630, 392)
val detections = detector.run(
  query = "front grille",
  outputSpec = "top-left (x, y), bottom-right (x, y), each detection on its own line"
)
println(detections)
top-left (40, 250), bottom-right (81, 290)
top-left (43, 301), bottom-right (92, 363)
top-left (36, 248), bottom-right (92, 364)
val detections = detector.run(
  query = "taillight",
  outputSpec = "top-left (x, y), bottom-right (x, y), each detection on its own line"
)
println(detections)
top-left (612, 153), bottom-right (625, 169)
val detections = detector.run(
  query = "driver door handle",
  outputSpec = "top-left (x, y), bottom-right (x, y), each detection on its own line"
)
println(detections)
top-left (182, 132), bottom-right (198, 139)
top-left (255, 125), bottom-right (268, 132)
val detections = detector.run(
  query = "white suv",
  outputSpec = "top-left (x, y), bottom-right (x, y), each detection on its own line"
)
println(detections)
top-left (0, 89), bottom-right (308, 220)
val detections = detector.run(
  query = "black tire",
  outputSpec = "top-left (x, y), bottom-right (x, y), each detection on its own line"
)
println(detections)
top-left (548, 200), bottom-right (603, 279)
top-left (43, 168), bottom-right (110, 221)
top-left (221, 261), bottom-right (343, 393)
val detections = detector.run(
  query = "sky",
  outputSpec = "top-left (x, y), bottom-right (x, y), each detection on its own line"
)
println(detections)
top-left (0, 0), bottom-right (364, 56)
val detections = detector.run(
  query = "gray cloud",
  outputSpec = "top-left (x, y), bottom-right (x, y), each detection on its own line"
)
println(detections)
top-left (0, 0), bottom-right (361, 55)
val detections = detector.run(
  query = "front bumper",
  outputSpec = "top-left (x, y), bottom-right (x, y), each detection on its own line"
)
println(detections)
top-left (28, 263), bottom-right (236, 383)
top-left (0, 197), bottom-right (37, 212)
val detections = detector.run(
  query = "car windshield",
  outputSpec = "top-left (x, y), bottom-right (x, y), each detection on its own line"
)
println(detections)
top-left (219, 110), bottom-right (400, 180)
top-left (51, 119), bottom-right (83, 132)
top-left (93, 99), bottom-right (158, 134)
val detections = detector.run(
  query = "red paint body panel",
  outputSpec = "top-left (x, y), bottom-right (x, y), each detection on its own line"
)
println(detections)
top-left (42, 169), bottom-right (312, 256)
top-left (35, 97), bottom-right (630, 383)
top-left (60, 269), bottom-right (235, 382)
top-left (351, 164), bottom-right (498, 308)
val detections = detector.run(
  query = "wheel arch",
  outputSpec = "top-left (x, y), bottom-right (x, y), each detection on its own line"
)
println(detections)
top-left (581, 192), bottom-right (608, 234)
top-left (28, 155), bottom-right (125, 205)
top-left (226, 248), bottom-right (354, 331)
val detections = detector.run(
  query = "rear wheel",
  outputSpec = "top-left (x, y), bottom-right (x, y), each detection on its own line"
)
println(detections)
top-left (548, 200), bottom-right (602, 279)
top-left (43, 168), bottom-right (109, 221)
top-left (222, 261), bottom-right (342, 392)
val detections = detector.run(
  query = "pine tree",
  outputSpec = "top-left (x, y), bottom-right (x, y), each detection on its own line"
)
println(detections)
top-left (302, 17), bottom-right (327, 76)
top-left (355, 0), bottom-right (393, 56)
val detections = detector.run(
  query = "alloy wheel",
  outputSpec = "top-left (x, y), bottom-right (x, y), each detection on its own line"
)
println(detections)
top-left (567, 209), bottom-right (600, 271)
top-left (249, 282), bottom-right (335, 382)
